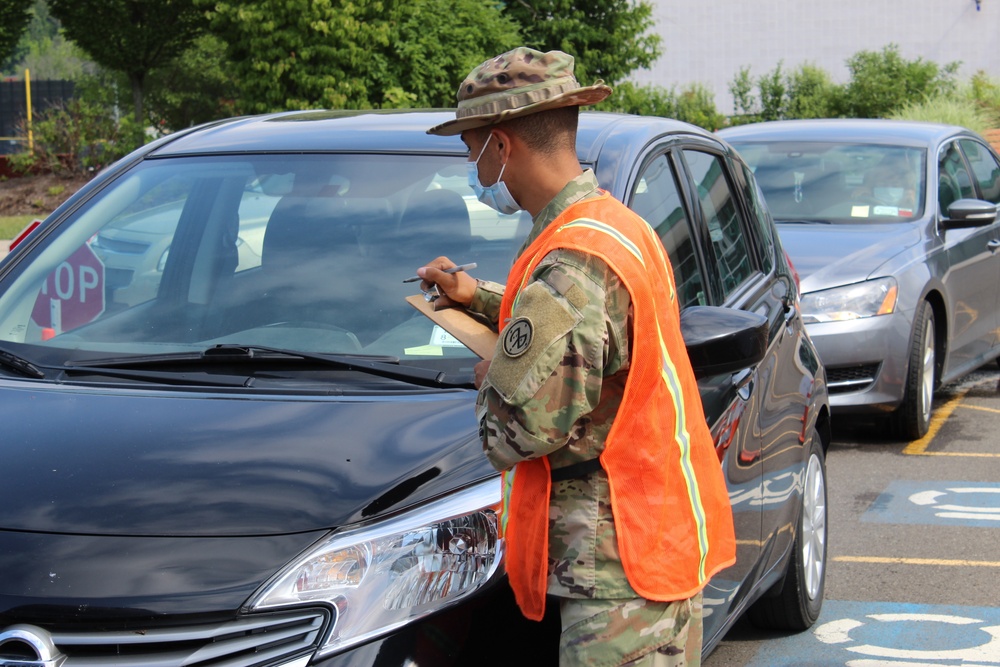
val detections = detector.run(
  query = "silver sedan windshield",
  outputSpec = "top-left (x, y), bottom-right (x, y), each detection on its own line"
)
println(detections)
top-left (732, 142), bottom-right (927, 222)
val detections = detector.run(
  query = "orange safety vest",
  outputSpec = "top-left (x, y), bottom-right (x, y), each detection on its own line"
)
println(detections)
top-left (498, 192), bottom-right (736, 621)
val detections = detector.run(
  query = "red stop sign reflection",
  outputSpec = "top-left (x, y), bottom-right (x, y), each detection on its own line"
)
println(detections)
top-left (31, 243), bottom-right (105, 333)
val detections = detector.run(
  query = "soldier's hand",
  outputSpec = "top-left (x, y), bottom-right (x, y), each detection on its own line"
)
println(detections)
top-left (417, 257), bottom-right (477, 310)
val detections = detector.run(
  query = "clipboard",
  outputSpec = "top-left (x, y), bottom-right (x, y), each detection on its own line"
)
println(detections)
top-left (405, 295), bottom-right (498, 360)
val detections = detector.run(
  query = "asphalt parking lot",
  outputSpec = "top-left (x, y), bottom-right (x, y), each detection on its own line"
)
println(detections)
top-left (708, 363), bottom-right (1000, 666)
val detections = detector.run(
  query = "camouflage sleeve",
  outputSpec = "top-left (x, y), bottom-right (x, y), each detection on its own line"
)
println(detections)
top-left (468, 279), bottom-right (505, 327)
top-left (475, 250), bottom-right (625, 471)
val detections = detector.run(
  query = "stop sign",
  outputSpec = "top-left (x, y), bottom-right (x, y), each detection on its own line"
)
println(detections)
top-left (31, 243), bottom-right (105, 333)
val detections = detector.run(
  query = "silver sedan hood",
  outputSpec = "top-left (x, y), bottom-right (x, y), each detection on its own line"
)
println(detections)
top-left (777, 221), bottom-right (923, 292)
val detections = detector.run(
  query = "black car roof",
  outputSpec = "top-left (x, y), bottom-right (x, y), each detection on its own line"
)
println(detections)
top-left (718, 118), bottom-right (975, 148)
top-left (149, 109), bottom-right (716, 165)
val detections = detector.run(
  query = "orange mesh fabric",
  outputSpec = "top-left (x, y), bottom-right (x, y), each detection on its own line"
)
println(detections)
top-left (498, 193), bottom-right (735, 619)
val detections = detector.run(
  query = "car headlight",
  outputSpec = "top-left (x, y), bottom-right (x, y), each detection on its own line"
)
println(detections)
top-left (248, 478), bottom-right (503, 657)
top-left (800, 277), bottom-right (897, 323)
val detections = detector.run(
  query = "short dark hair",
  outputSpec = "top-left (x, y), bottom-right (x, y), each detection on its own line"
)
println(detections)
top-left (492, 106), bottom-right (579, 155)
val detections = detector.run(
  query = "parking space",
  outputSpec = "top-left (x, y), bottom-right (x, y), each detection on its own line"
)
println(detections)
top-left (708, 366), bottom-right (1000, 666)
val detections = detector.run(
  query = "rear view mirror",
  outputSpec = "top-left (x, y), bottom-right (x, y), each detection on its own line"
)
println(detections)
top-left (680, 306), bottom-right (768, 379)
top-left (941, 198), bottom-right (998, 229)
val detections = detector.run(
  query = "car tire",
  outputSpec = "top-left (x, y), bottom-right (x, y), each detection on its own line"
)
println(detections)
top-left (891, 300), bottom-right (936, 440)
top-left (748, 430), bottom-right (827, 631)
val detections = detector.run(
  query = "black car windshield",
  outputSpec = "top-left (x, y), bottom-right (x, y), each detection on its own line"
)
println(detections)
top-left (0, 153), bottom-right (527, 377)
top-left (731, 141), bottom-right (927, 223)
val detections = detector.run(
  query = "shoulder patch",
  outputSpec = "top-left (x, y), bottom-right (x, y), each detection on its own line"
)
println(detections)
top-left (545, 271), bottom-right (588, 310)
top-left (501, 317), bottom-right (533, 357)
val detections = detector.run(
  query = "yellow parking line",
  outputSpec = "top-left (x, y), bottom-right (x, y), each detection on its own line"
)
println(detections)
top-left (834, 555), bottom-right (1000, 567)
top-left (903, 388), bottom-right (970, 456)
top-left (903, 377), bottom-right (1000, 457)
top-left (957, 403), bottom-right (1000, 415)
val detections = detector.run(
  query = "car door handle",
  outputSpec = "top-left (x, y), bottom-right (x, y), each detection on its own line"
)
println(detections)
top-left (733, 367), bottom-right (754, 401)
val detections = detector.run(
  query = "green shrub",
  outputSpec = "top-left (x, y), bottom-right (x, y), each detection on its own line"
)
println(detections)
top-left (786, 64), bottom-right (839, 119)
top-left (597, 81), bottom-right (725, 131)
top-left (10, 98), bottom-right (146, 176)
top-left (838, 44), bottom-right (958, 118)
top-left (727, 61), bottom-right (839, 125)
top-left (890, 91), bottom-right (999, 136)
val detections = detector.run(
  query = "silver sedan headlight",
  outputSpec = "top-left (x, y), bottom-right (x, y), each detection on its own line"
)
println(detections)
top-left (248, 478), bottom-right (503, 658)
top-left (800, 277), bottom-right (898, 323)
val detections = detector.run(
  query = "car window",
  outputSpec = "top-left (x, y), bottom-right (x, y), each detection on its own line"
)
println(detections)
top-left (628, 152), bottom-right (706, 308)
top-left (958, 138), bottom-right (1000, 204)
top-left (682, 149), bottom-right (754, 300)
top-left (939, 142), bottom-right (976, 213)
top-left (0, 154), bottom-right (526, 372)
top-left (739, 163), bottom-right (775, 274)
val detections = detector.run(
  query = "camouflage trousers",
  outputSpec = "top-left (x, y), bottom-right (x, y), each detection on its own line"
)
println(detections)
top-left (558, 592), bottom-right (703, 667)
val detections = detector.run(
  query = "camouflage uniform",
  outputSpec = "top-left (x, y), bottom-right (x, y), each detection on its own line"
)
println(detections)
top-left (429, 46), bottom-right (705, 666)
top-left (469, 171), bottom-right (703, 665)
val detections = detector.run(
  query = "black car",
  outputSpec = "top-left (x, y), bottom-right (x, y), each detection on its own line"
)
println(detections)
top-left (0, 110), bottom-right (830, 665)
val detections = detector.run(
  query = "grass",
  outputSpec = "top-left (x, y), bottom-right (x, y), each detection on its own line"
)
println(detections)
top-left (890, 92), bottom-right (1000, 135)
top-left (0, 215), bottom-right (43, 240)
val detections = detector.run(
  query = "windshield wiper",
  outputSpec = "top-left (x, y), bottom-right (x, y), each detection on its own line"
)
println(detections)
top-left (775, 218), bottom-right (833, 224)
top-left (0, 347), bottom-right (45, 379)
top-left (65, 344), bottom-right (474, 389)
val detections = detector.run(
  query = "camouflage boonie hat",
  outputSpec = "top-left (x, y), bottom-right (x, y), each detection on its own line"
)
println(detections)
top-left (427, 47), bottom-right (612, 136)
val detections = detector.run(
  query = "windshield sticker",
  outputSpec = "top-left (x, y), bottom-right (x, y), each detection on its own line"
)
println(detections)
top-left (873, 206), bottom-right (899, 216)
top-left (851, 205), bottom-right (870, 217)
top-left (430, 325), bottom-right (466, 347)
top-left (404, 345), bottom-right (444, 356)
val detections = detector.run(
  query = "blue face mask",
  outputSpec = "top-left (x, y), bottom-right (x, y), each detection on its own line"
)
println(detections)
top-left (467, 134), bottom-right (521, 215)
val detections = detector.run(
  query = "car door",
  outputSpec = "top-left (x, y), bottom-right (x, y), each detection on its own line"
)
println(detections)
top-left (678, 143), bottom-right (817, 599)
top-left (625, 141), bottom-right (765, 642)
top-left (957, 137), bottom-right (1000, 351)
top-left (937, 140), bottom-right (1000, 374)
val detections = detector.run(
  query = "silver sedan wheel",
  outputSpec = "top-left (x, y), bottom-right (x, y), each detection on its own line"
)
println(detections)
top-left (918, 316), bottom-right (935, 426)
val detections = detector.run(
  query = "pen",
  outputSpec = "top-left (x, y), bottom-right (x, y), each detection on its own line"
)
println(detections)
top-left (403, 262), bottom-right (477, 283)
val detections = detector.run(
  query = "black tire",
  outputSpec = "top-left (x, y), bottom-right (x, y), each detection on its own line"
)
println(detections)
top-left (891, 300), bottom-right (936, 440)
top-left (748, 431), bottom-right (827, 631)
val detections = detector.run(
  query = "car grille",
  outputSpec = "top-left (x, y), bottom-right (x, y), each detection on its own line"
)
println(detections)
top-left (9, 609), bottom-right (330, 667)
top-left (826, 363), bottom-right (880, 393)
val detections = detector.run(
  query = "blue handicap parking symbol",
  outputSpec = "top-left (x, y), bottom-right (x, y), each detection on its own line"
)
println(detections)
top-left (743, 600), bottom-right (1000, 666)
top-left (861, 480), bottom-right (1000, 528)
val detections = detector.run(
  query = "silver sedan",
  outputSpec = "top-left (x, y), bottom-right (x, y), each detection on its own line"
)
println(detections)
top-left (720, 119), bottom-right (1000, 440)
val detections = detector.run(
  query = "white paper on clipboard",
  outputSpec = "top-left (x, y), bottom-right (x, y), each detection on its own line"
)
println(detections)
top-left (404, 295), bottom-right (498, 360)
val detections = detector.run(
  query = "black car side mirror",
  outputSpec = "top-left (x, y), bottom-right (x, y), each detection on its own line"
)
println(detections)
top-left (680, 306), bottom-right (769, 379)
top-left (941, 198), bottom-right (998, 230)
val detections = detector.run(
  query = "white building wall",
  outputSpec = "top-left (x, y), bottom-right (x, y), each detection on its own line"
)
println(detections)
top-left (634, 0), bottom-right (1000, 114)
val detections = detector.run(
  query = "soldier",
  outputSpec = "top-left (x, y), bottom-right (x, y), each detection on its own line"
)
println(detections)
top-left (417, 47), bottom-right (736, 666)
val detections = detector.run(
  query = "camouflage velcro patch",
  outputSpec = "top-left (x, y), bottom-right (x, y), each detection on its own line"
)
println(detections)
top-left (488, 280), bottom-right (582, 404)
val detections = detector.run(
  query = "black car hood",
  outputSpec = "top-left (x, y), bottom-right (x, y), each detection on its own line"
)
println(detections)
top-left (0, 381), bottom-right (490, 537)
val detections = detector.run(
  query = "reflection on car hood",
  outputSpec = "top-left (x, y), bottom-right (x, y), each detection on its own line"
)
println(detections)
top-left (777, 221), bottom-right (923, 290)
top-left (0, 381), bottom-right (489, 537)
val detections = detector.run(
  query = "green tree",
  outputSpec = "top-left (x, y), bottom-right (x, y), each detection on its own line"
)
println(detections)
top-left (2, 1), bottom-right (95, 80)
top-left (597, 81), bottom-right (724, 131)
top-left (145, 34), bottom-right (239, 131)
top-left (0, 0), bottom-right (34, 66)
top-left (47, 0), bottom-right (207, 122)
top-left (502, 0), bottom-right (661, 85)
top-left (202, 0), bottom-right (520, 113)
top-left (839, 43), bottom-right (958, 118)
